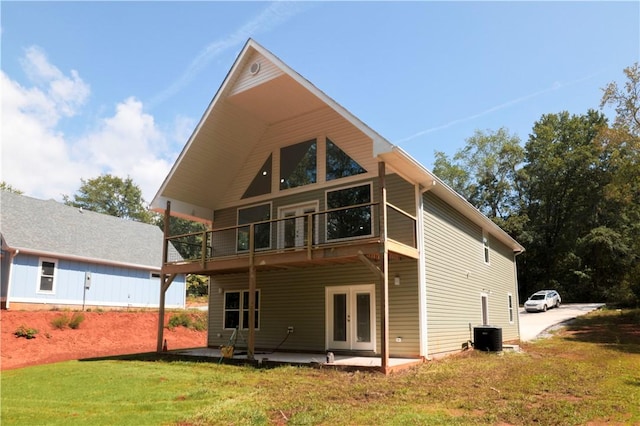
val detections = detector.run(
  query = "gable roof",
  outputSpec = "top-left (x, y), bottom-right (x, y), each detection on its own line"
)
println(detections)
top-left (151, 39), bottom-right (524, 254)
top-left (1, 191), bottom-right (167, 270)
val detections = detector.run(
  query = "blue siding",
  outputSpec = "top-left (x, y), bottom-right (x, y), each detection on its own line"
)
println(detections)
top-left (8, 253), bottom-right (185, 308)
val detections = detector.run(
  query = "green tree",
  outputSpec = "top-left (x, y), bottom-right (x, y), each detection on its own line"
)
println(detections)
top-left (0, 182), bottom-right (23, 194)
top-left (432, 128), bottom-right (526, 235)
top-left (601, 62), bottom-right (640, 136)
top-left (598, 63), bottom-right (640, 305)
top-left (63, 174), bottom-right (153, 223)
top-left (521, 110), bottom-right (610, 301)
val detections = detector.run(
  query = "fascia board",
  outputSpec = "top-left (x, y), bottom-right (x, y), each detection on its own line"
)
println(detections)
top-left (151, 40), bottom-right (256, 211)
top-left (385, 147), bottom-right (525, 254)
top-left (10, 247), bottom-right (162, 272)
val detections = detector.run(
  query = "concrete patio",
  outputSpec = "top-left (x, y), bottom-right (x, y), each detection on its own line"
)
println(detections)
top-left (171, 347), bottom-right (424, 373)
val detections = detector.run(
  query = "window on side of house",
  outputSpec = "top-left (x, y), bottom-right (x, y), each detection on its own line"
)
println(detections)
top-left (483, 231), bottom-right (490, 264)
top-left (38, 258), bottom-right (56, 293)
top-left (326, 183), bottom-right (373, 241)
top-left (508, 293), bottom-right (514, 323)
top-left (280, 139), bottom-right (317, 190)
top-left (237, 203), bottom-right (271, 251)
top-left (326, 138), bottom-right (366, 181)
top-left (224, 290), bottom-right (260, 330)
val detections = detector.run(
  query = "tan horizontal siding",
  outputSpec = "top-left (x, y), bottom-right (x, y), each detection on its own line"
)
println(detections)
top-left (229, 51), bottom-right (284, 96)
top-left (423, 192), bottom-right (519, 356)
top-left (207, 260), bottom-right (420, 357)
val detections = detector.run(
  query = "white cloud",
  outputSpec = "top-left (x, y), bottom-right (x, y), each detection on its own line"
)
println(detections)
top-left (76, 97), bottom-right (172, 202)
top-left (1, 46), bottom-right (177, 203)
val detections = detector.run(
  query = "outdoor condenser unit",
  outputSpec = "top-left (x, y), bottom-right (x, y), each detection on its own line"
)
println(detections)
top-left (473, 326), bottom-right (503, 352)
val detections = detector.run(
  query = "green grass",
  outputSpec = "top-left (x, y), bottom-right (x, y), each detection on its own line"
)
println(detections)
top-left (2, 309), bottom-right (639, 425)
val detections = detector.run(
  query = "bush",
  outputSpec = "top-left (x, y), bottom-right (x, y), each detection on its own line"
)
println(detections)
top-left (69, 312), bottom-right (85, 329)
top-left (51, 315), bottom-right (70, 330)
top-left (51, 312), bottom-right (85, 330)
top-left (14, 325), bottom-right (39, 339)
top-left (167, 311), bottom-right (207, 331)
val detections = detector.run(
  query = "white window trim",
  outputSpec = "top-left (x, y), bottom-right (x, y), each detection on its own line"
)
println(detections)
top-left (508, 293), bottom-right (515, 324)
top-left (480, 292), bottom-right (489, 325)
top-left (236, 202), bottom-right (273, 253)
top-left (483, 230), bottom-right (490, 265)
top-left (324, 181), bottom-right (375, 243)
top-left (277, 201), bottom-right (320, 249)
top-left (37, 257), bottom-right (57, 294)
top-left (222, 289), bottom-right (261, 331)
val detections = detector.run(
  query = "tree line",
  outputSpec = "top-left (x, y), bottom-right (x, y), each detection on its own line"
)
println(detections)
top-left (434, 64), bottom-right (639, 306)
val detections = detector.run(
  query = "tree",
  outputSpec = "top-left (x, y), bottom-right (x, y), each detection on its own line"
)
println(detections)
top-left (598, 64), bottom-right (640, 305)
top-left (432, 128), bottom-right (526, 236)
top-left (521, 110), bottom-right (612, 301)
top-left (0, 182), bottom-right (23, 194)
top-left (63, 174), bottom-right (153, 223)
top-left (601, 62), bottom-right (640, 136)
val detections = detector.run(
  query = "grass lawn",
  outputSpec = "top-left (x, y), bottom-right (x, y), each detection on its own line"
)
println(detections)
top-left (2, 309), bottom-right (639, 425)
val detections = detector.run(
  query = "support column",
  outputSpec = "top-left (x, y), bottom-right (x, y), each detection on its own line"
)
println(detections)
top-left (378, 162), bottom-right (390, 374)
top-left (157, 201), bottom-right (171, 353)
top-left (247, 224), bottom-right (256, 361)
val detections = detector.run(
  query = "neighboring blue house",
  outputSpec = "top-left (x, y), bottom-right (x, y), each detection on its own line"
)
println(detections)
top-left (0, 191), bottom-right (185, 310)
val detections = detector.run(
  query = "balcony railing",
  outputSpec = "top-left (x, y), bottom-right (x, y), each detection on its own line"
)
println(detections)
top-left (164, 202), bottom-right (417, 269)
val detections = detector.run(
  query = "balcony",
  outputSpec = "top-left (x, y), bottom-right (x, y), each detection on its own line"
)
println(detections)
top-left (162, 202), bottom-right (418, 276)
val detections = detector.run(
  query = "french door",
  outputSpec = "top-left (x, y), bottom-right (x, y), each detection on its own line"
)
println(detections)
top-left (278, 202), bottom-right (318, 249)
top-left (326, 285), bottom-right (376, 351)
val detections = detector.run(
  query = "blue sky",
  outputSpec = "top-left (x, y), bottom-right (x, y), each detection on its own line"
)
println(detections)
top-left (2, 1), bottom-right (638, 203)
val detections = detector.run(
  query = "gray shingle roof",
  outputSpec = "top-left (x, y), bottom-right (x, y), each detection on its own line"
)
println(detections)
top-left (0, 191), bottom-right (167, 269)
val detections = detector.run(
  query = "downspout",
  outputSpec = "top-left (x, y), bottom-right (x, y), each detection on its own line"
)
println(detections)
top-left (4, 248), bottom-right (19, 310)
top-left (378, 162), bottom-right (390, 374)
top-left (416, 185), bottom-right (430, 360)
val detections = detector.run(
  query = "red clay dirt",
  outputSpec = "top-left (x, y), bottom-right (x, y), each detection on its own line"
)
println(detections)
top-left (1, 309), bottom-right (207, 370)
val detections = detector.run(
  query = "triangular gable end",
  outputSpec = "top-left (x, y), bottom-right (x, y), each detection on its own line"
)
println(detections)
top-left (228, 50), bottom-right (285, 97)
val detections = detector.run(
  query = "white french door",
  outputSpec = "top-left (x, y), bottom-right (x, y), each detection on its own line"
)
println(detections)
top-left (278, 202), bottom-right (318, 249)
top-left (326, 284), bottom-right (376, 351)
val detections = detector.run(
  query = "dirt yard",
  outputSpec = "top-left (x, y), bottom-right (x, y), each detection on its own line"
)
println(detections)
top-left (1, 309), bottom-right (208, 370)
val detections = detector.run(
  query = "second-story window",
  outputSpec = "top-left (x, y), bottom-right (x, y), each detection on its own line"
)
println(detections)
top-left (237, 204), bottom-right (271, 251)
top-left (326, 183), bottom-right (373, 241)
top-left (280, 139), bottom-right (317, 190)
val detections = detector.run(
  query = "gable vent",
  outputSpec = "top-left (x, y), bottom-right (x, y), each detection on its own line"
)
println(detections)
top-left (249, 62), bottom-right (261, 75)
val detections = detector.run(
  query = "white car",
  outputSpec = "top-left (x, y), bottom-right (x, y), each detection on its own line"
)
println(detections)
top-left (524, 290), bottom-right (561, 312)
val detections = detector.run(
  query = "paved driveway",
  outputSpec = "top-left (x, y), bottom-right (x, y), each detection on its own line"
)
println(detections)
top-left (519, 303), bottom-right (605, 341)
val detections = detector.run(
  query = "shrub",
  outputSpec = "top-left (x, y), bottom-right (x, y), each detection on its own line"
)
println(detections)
top-left (51, 312), bottom-right (85, 330)
top-left (69, 312), bottom-right (85, 329)
top-left (14, 325), bottom-right (39, 339)
top-left (51, 315), bottom-right (70, 330)
top-left (167, 311), bottom-right (207, 331)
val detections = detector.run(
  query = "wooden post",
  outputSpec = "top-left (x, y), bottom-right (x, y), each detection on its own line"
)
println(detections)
top-left (247, 224), bottom-right (256, 360)
top-left (157, 201), bottom-right (171, 353)
top-left (378, 162), bottom-right (390, 374)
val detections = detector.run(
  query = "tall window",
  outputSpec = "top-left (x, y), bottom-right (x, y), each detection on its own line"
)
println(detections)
top-left (326, 138), bottom-right (366, 180)
top-left (483, 232), bottom-right (490, 264)
top-left (508, 293), bottom-right (514, 323)
top-left (224, 290), bottom-right (260, 330)
top-left (237, 204), bottom-right (271, 251)
top-left (280, 139), bottom-right (317, 190)
top-left (38, 259), bottom-right (56, 293)
top-left (326, 183), bottom-right (373, 241)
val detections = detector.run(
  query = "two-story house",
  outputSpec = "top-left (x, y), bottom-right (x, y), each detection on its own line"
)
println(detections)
top-left (151, 39), bottom-right (524, 373)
